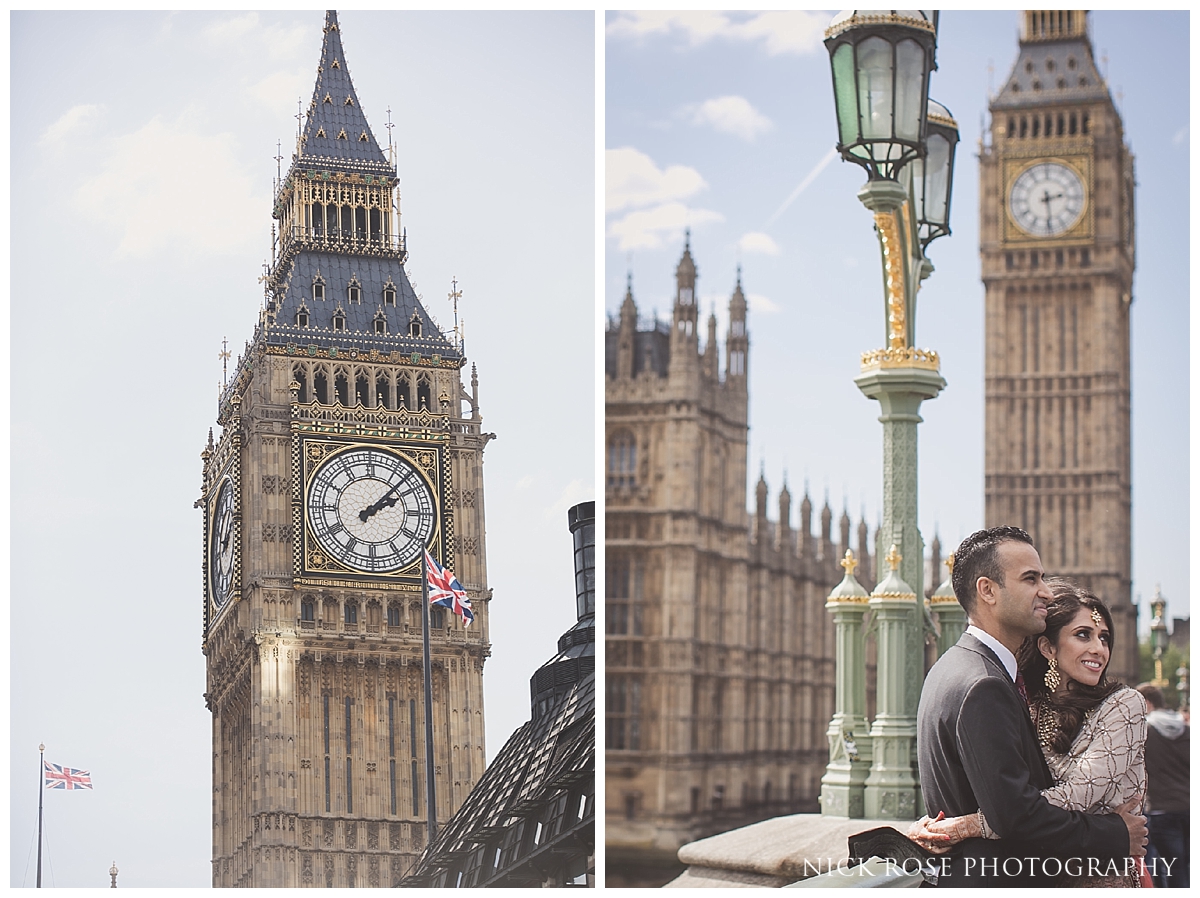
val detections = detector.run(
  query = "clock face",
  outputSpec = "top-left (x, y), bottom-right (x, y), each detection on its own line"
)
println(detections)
top-left (210, 478), bottom-right (236, 609)
top-left (1009, 162), bottom-right (1086, 237)
top-left (307, 447), bottom-right (436, 573)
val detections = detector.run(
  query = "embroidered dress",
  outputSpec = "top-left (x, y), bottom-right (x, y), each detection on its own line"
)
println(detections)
top-left (1042, 687), bottom-right (1147, 887)
top-left (981, 686), bottom-right (1148, 887)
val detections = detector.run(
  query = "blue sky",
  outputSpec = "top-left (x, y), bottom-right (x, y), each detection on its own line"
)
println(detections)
top-left (10, 11), bottom-right (593, 887)
top-left (606, 11), bottom-right (1189, 624)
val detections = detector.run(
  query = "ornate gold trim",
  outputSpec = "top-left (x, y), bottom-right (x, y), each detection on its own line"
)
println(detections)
top-left (825, 13), bottom-right (936, 40)
top-left (826, 595), bottom-right (871, 606)
top-left (874, 209), bottom-right (907, 350)
top-left (860, 347), bottom-right (940, 372)
top-left (929, 594), bottom-right (961, 606)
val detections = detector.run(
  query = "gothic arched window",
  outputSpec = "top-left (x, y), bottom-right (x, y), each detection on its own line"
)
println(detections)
top-left (608, 431), bottom-right (637, 488)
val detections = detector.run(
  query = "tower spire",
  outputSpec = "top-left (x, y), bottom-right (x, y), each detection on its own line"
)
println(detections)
top-left (297, 9), bottom-right (391, 172)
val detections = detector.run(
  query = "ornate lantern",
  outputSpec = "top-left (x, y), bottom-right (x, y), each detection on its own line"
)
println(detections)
top-left (910, 99), bottom-right (959, 248)
top-left (825, 10), bottom-right (939, 181)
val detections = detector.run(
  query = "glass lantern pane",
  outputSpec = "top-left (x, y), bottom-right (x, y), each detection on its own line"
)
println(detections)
top-left (924, 133), bottom-right (950, 225)
top-left (910, 154), bottom-right (927, 221)
top-left (857, 36), bottom-right (893, 140)
top-left (893, 39), bottom-right (926, 141)
top-left (832, 44), bottom-right (860, 148)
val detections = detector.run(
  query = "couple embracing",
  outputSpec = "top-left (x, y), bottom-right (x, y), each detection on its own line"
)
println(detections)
top-left (912, 525), bottom-right (1149, 887)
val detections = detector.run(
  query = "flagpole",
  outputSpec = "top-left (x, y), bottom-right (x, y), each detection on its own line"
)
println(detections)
top-left (420, 551), bottom-right (437, 845)
top-left (37, 743), bottom-right (44, 889)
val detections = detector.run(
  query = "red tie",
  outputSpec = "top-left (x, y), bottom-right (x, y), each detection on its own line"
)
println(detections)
top-left (1015, 671), bottom-right (1029, 706)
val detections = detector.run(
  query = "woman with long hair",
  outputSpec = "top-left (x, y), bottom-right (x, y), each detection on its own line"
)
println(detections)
top-left (909, 579), bottom-right (1148, 887)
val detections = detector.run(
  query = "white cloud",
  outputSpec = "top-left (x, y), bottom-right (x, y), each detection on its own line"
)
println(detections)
top-left (607, 147), bottom-right (707, 214)
top-left (75, 114), bottom-right (266, 258)
top-left (39, 104), bottom-right (106, 149)
top-left (202, 11), bottom-right (260, 43)
top-left (607, 11), bottom-right (827, 56)
top-left (202, 12), bottom-right (310, 63)
top-left (748, 292), bottom-right (781, 314)
top-left (688, 95), bottom-right (773, 141)
top-left (739, 231), bottom-right (780, 256)
top-left (730, 11), bottom-right (828, 56)
top-left (248, 69), bottom-right (311, 113)
top-left (607, 202), bottom-right (723, 252)
top-left (607, 11), bottom-right (733, 46)
top-left (544, 479), bottom-right (595, 521)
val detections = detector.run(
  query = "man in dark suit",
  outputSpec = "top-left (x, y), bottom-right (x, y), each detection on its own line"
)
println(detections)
top-left (916, 525), bottom-right (1146, 886)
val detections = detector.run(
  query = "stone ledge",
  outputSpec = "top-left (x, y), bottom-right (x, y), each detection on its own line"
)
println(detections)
top-left (667, 814), bottom-right (911, 888)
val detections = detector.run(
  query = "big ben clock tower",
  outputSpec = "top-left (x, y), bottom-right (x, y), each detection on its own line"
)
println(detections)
top-left (981, 10), bottom-right (1137, 679)
top-left (200, 12), bottom-right (492, 887)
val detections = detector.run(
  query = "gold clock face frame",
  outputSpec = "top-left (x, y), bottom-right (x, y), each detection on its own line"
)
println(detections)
top-left (296, 436), bottom-right (449, 586)
top-left (1002, 156), bottom-right (1092, 244)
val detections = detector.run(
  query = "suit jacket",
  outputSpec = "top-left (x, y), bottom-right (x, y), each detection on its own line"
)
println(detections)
top-left (916, 632), bottom-right (1129, 887)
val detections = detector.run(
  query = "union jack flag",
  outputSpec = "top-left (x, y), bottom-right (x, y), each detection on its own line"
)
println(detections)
top-left (44, 761), bottom-right (92, 790)
top-left (425, 549), bottom-right (474, 627)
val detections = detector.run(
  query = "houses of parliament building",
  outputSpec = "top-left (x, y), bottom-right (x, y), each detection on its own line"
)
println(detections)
top-left (604, 240), bottom-right (880, 880)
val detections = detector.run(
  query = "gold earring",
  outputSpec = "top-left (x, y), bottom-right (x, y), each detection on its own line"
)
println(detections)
top-left (1044, 657), bottom-right (1060, 692)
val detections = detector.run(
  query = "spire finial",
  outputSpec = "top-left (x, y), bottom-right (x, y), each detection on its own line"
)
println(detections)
top-left (626, 270), bottom-right (632, 292)
top-left (386, 106), bottom-right (394, 165)
top-left (736, 262), bottom-right (742, 289)
top-left (684, 227), bottom-right (691, 251)
top-left (885, 544), bottom-right (902, 572)
top-left (945, 552), bottom-right (955, 575)
top-left (449, 277), bottom-right (462, 352)
top-left (219, 337), bottom-right (231, 386)
top-left (841, 549), bottom-right (858, 576)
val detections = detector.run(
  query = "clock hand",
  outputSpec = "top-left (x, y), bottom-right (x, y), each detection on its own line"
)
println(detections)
top-left (359, 482), bottom-right (405, 522)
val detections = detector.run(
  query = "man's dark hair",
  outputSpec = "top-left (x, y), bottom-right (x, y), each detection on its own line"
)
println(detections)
top-left (1136, 682), bottom-right (1165, 710)
top-left (951, 525), bottom-right (1034, 616)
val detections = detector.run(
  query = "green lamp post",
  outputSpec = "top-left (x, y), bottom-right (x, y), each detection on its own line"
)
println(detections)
top-left (822, 9), bottom-right (959, 819)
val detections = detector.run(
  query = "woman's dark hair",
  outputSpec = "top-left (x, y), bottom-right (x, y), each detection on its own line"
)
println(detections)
top-left (1017, 578), bottom-right (1122, 753)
